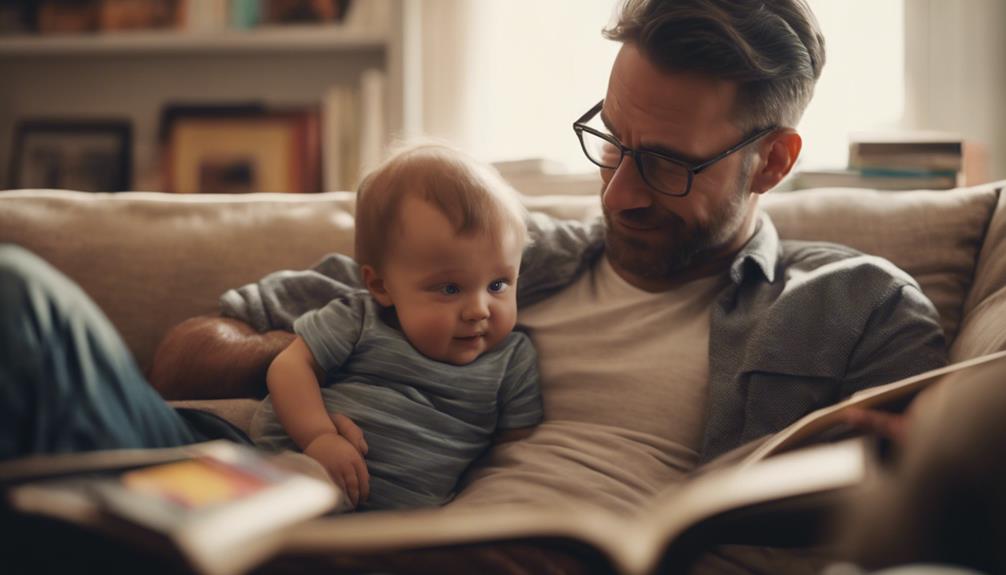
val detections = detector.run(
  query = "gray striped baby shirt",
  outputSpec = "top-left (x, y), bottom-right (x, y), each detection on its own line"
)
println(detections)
top-left (250, 285), bottom-right (542, 510)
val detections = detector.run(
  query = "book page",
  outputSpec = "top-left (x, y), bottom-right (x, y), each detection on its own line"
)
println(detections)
top-left (272, 439), bottom-right (868, 575)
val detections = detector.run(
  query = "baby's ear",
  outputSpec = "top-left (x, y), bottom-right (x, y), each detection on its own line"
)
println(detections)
top-left (362, 265), bottom-right (393, 307)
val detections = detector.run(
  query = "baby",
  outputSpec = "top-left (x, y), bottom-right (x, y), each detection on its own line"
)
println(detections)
top-left (250, 143), bottom-right (542, 511)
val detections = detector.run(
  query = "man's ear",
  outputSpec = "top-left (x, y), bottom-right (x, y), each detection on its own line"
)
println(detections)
top-left (750, 129), bottom-right (802, 195)
top-left (362, 265), bottom-right (393, 307)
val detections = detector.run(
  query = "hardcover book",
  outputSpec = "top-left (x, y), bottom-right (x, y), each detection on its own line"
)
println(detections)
top-left (2, 441), bottom-right (339, 575)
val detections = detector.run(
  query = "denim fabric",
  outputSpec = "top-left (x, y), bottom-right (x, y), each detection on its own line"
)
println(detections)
top-left (0, 244), bottom-right (244, 459)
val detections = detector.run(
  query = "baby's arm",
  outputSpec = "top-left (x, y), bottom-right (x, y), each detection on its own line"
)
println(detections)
top-left (493, 334), bottom-right (544, 445)
top-left (268, 336), bottom-right (370, 506)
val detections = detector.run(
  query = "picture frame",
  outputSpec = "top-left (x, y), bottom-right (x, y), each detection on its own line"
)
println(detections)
top-left (161, 104), bottom-right (320, 194)
top-left (8, 119), bottom-right (133, 192)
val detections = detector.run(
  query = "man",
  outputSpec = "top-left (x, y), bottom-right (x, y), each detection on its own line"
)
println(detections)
top-left (151, 0), bottom-right (945, 510)
top-left (0, 0), bottom-right (945, 572)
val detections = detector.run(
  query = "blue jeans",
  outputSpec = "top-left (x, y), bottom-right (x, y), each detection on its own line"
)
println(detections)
top-left (0, 244), bottom-right (246, 460)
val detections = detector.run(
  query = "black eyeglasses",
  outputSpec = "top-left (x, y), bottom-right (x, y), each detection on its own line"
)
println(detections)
top-left (573, 100), bottom-right (776, 197)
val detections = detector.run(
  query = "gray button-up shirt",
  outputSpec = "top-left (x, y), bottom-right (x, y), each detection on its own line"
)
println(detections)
top-left (221, 210), bottom-right (947, 463)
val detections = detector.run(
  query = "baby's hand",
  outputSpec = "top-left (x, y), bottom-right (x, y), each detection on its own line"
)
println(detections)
top-left (304, 432), bottom-right (370, 508)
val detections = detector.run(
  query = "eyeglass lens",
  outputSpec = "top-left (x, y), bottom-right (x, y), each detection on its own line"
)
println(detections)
top-left (579, 130), bottom-right (690, 196)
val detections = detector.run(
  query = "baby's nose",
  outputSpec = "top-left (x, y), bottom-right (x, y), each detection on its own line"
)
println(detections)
top-left (462, 296), bottom-right (490, 322)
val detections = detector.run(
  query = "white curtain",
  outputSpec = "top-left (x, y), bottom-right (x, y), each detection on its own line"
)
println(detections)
top-left (797, 0), bottom-right (905, 169)
top-left (904, 0), bottom-right (1006, 181)
top-left (417, 0), bottom-right (620, 172)
top-left (416, 0), bottom-right (1004, 181)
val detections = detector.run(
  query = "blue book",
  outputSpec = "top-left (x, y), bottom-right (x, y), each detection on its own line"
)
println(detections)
top-left (230, 0), bottom-right (262, 29)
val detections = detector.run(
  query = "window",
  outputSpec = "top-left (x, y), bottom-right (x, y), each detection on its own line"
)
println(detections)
top-left (420, 0), bottom-right (619, 173)
top-left (798, 0), bottom-right (904, 169)
top-left (432, 0), bottom-right (905, 173)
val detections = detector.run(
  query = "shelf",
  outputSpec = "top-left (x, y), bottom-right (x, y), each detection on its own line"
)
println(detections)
top-left (0, 25), bottom-right (388, 55)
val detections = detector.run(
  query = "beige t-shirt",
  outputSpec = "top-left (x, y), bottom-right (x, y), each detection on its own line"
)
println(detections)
top-left (451, 255), bottom-right (728, 515)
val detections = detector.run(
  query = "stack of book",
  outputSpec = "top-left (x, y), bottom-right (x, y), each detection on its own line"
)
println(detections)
top-left (792, 131), bottom-right (983, 192)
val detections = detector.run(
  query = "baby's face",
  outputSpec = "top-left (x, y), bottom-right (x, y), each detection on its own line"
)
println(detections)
top-left (371, 197), bottom-right (522, 366)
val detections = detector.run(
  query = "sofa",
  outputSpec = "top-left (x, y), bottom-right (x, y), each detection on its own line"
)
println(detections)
top-left (2, 181), bottom-right (1006, 572)
top-left (3, 182), bottom-right (1005, 377)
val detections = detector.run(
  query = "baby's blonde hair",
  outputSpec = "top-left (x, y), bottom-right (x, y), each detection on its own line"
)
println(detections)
top-left (354, 142), bottom-right (528, 270)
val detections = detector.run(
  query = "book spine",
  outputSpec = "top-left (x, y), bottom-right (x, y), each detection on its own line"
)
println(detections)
top-left (184, 0), bottom-right (228, 31)
top-left (340, 90), bottom-right (361, 191)
top-left (321, 88), bottom-right (362, 192)
top-left (303, 107), bottom-right (322, 193)
top-left (792, 169), bottom-right (958, 191)
top-left (858, 167), bottom-right (959, 179)
top-left (358, 68), bottom-right (386, 175)
top-left (850, 153), bottom-right (963, 173)
top-left (322, 87), bottom-right (346, 192)
top-left (852, 142), bottom-right (963, 156)
top-left (230, 0), bottom-right (262, 30)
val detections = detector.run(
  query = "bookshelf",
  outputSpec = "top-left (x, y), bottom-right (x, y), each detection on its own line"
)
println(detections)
top-left (0, 0), bottom-right (419, 191)
top-left (0, 25), bottom-right (388, 54)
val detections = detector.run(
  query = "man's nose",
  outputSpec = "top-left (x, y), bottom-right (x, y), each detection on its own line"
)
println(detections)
top-left (462, 294), bottom-right (490, 322)
top-left (601, 157), bottom-right (655, 213)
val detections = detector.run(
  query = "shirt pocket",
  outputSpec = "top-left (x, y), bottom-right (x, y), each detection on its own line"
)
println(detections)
top-left (737, 346), bottom-right (846, 443)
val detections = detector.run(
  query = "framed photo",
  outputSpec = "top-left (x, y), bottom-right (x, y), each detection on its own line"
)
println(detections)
top-left (8, 119), bottom-right (133, 192)
top-left (161, 104), bottom-right (319, 194)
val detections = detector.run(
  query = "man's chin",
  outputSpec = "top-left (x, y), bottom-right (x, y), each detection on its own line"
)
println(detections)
top-left (604, 229), bottom-right (695, 279)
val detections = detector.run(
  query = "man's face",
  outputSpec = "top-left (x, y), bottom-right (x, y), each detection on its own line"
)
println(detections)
top-left (598, 43), bottom-right (761, 288)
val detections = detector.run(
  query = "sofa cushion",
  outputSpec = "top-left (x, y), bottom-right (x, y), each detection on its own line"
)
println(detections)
top-left (517, 186), bottom-right (1000, 344)
top-left (761, 185), bottom-right (1000, 345)
top-left (0, 190), bottom-right (358, 375)
top-left (951, 183), bottom-right (1006, 360)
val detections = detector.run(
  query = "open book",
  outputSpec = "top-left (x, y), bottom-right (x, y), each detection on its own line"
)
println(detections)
top-left (1, 441), bottom-right (339, 575)
top-left (269, 437), bottom-right (867, 574)
top-left (3, 351), bottom-right (1004, 575)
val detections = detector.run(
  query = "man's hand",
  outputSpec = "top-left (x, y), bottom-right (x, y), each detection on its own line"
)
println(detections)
top-left (305, 432), bottom-right (370, 508)
top-left (150, 315), bottom-right (295, 399)
top-left (839, 408), bottom-right (909, 446)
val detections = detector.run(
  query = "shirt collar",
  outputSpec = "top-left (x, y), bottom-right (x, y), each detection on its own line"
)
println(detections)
top-left (729, 211), bottom-right (779, 285)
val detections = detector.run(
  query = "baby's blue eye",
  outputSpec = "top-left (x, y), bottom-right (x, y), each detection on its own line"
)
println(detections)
top-left (488, 280), bottom-right (509, 294)
top-left (440, 284), bottom-right (460, 295)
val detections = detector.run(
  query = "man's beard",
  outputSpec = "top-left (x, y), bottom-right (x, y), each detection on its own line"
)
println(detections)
top-left (603, 163), bottom-right (754, 280)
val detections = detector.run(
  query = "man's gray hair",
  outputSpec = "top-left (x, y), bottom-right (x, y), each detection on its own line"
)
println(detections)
top-left (604, 0), bottom-right (826, 131)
